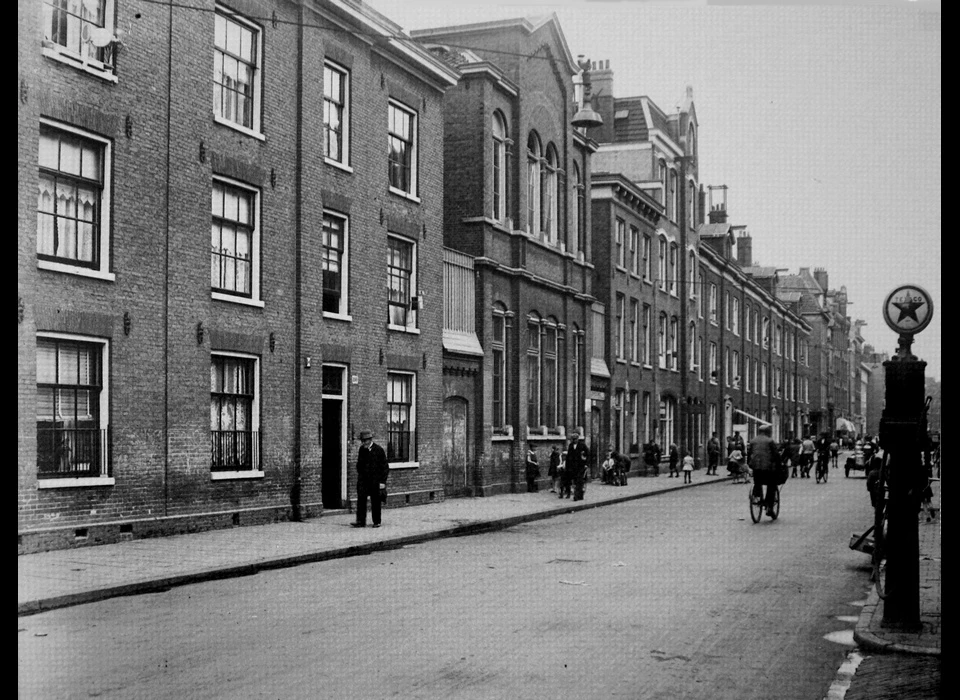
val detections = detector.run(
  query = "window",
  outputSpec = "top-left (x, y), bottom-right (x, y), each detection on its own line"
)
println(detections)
top-left (630, 226), bottom-right (640, 274)
top-left (387, 372), bottom-right (416, 463)
top-left (658, 159), bottom-right (667, 207)
top-left (211, 353), bottom-right (260, 473)
top-left (36, 335), bottom-right (110, 480)
top-left (775, 368), bottom-right (783, 398)
top-left (492, 112), bottom-right (507, 222)
top-left (762, 317), bottom-right (770, 349)
top-left (526, 316), bottom-right (560, 430)
top-left (709, 284), bottom-right (718, 324)
top-left (663, 396), bottom-right (676, 446)
top-left (323, 61), bottom-right (350, 166)
top-left (387, 235), bottom-right (417, 329)
top-left (42, 0), bottom-right (116, 73)
top-left (732, 297), bottom-right (740, 336)
top-left (753, 308), bottom-right (760, 346)
top-left (688, 251), bottom-right (697, 300)
top-left (724, 348), bottom-right (731, 386)
top-left (688, 180), bottom-right (697, 228)
top-left (388, 101), bottom-right (417, 196)
top-left (615, 218), bottom-right (626, 268)
top-left (630, 299), bottom-right (640, 363)
top-left (211, 178), bottom-right (259, 301)
top-left (572, 325), bottom-right (584, 430)
top-left (642, 304), bottom-right (652, 366)
top-left (725, 292), bottom-right (732, 330)
top-left (745, 357), bottom-right (752, 393)
top-left (321, 211), bottom-right (348, 316)
top-left (543, 146), bottom-right (559, 243)
top-left (214, 6), bottom-right (261, 134)
top-left (761, 362), bottom-right (768, 396)
top-left (658, 237), bottom-right (667, 291)
top-left (733, 350), bottom-right (740, 387)
top-left (709, 342), bottom-right (718, 383)
top-left (658, 312), bottom-right (667, 369)
top-left (629, 391), bottom-right (639, 453)
top-left (697, 335), bottom-right (703, 381)
top-left (688, 322), bottom-right (697, 369)
top-left (775, 323), bottom-right (783, 356)
top-left (669, 316), bottom-right (679, 370)
top-left (573, 162), bottom-right (584, 253)
top-left (668, 243), bottom-right (678, 296)
top-left (492, 304), bottom-right (510, 431)
top-left (698, 272), bottom-right (704, 318)
top-left (527, 133), bottom-right (542, 234)
top-left (614, 389), bottom-right (624, 452)
top-left (642, 392), bottom-right (652, 444)
top-left (669, 170), bottom-right (678, 221)
top-left (38, 121), bottom-right (111, 276)
top-left (642, 234), bottom-right (652, 281)
top-left (615, 294), bottom-right (625, 360)
top-left (745, 303), bottom-right (752, 341)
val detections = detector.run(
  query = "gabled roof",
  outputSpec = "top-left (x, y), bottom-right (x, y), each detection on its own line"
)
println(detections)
top-left (698, 222), bottom-right (733, 239)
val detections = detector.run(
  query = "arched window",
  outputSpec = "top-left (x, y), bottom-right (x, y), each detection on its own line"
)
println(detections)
top-left (543, 145), bottom-right (559, 243)
top-left (492, 302), bottom-right (511, 430)
top-left (492, 112), bottom-right (507, 222)
top-left (572, 161), bottom-right (583, 254)
top-left (526, 133), bottom-right (542, 235)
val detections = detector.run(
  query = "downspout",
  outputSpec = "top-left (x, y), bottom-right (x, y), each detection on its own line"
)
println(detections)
top-left (291, 0), bottom-right (305, 520)
top-left (163, 0), bottom-right (174, 516)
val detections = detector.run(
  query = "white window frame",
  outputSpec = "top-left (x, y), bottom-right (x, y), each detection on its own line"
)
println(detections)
top-left (210, 350), bottom-right (263, 480)
top-left (668, 243), bottom-right (678, 296)
top-left (386, 370), bottom-right (418, 467)
top-left (36, 332), bottom-right (113, 488)
top-left (492, 112), bottom-right (507, 222)
top-left (321, 209), bottom-right (350, 320)
top-left (616, 294), bottom-right (626, 360)
top-left (709, 342), bottom-right (718, 384)
top-left (732, 297), bottom-right (740, 336)
top-left (211, 176), bottom-right (263, 307)
top-left (642, 234), bottom-right (652, 282)
top-left (41, 0), bottom-right (118, 81)
top-left (527, 133), bottom-right (542, 235)
top-left (615, 218), bottom-right (626, 269)
top-left (37, 119), bottom-right (114, 281)
top-left (213, 4), bottom-right (263, 139)
top-left (387, 234), bottom-right (419, 332)
top-left (642, 304), bottom-right (652, 367)
top-left (323, 59), bottom-right (351, 170)
top-left (543, 146), bottom-right (559, 244)
top-left (388, 100), bottom-right (419, 200)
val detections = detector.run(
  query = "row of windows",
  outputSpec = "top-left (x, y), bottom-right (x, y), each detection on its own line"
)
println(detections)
top-left (42, 3), bottom-right (421, 199)
top-left (37, 119), bottom-right (421, 328)
top-left (35, 334), bottom-right (419, 482)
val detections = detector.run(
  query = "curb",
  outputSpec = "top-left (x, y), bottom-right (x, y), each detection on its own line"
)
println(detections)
top-left (853, 586), bottom-right (941, 658)
top-left (18, 477), bottom-right (721, 617)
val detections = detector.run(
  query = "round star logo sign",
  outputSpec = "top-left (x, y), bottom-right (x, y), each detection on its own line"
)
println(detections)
top-left (883, 284), bottom-right (933, 335)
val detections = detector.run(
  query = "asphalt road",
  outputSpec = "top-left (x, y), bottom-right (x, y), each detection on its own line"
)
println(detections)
top-left (18, 471), bottom-right (876, 700)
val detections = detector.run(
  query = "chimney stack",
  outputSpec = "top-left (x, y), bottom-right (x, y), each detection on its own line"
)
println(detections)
top-left (737, 232), bottom-right (753, 267)
top-left (814, 268), bottom-right (828, 292)
top-left (707, 185), bottom-right (728, 224)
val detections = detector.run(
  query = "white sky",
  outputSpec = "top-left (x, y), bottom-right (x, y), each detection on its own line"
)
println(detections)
top-left (367, 0), bottom-right (941, 381)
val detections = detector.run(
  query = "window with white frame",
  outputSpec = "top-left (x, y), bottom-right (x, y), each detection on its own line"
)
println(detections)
top-left (688, 322), bottom-right (697, 369)
top-left (709, 342), bottom-right (718, 383)
top-left (698, 272), bottom-right (704, 318)
top-left (387, 371), bottom-right (416, 463)
top-left (526, 315), bottom-right (561, 430)
top-left (642, 234), bottom-right (652, 281)
top-left (669, 316), bottom-right (679, 370)
top-left (761, 362), bottom-right (768, 396)
top-left (214, 6), bottom-right (261, 134)
top-left (323, 60), bottom-right (350, 166)
top-left (492, 112), bottom-right (507, 222)
top-left (642, 304), bottom-right (651, 366)
top-left (697, 335), bottom-right (703, 381)
top-left (321, 211), bottom-right (348, 316)
top-left (658, 237), bottom-right (667, 291)
top-left (614, 388), bottom-right (624, 452)
top-left (688, 251), bottom-right (697, 300)
top-left (643, 392), bottom-right (652, 443)
top-left (669, 243), bottom-right (678, 296)
top-left (658, 159), bottom-right (667, 207)
top-left (630, 225), bottom-right (640, 275)
top-left (745, 303), bottom-right (752, 341)
top-left (725, 291), bottom-right (732, 330)
top-left (709, 402), bottom-right (717, 437)
top-left (775, 323), bottom-right (783, 356)
top-left (724, 347), bottom-right (731, 386)
top-left (630, 299), bottom-right (639, 363)
top-left (753, 308), bottom-right (760, 345)
top-left (543, 145), bottom-right (559, 243)
top-left (38, 120), bottom-right (111, 277)
top-left (732, 297), bottom-right (740, 335)
top-left (492, 304), bottom-right (511, 431)
top-left (42, 0), bottom-right (116, 74)
top-left (668, 170), bottom-right (678, 221)
top-left (709, 283), bottom-right (718, 324)
top-left (211, 352), bottom-right (260, 473)
top-left (615, 294), bottom-right (625, 360)
top-left (36, 334), bottom-right (110, 480)
top-left (629, 391), bottom-right (639, 452)
top-left (658, 312), bottom-right (667, 368)
top-left (775, 367), bottom-right (782, 398)
top-left (387, 235), bottom-right (417, 329)
top-left (526, 132), bottom-right (542, 234)
top-left (615, 218), bottom-right (626, 268)
top-left (732, 350), bottom-right (740, 387)
top-left (745, 357), bottom-right (753, 393)
top-left (762, 317), bottom-right (770, 349)
top-left (211, 178), bottom-right (260, 301)
top-left (388, 101), bottom-right (417, 197)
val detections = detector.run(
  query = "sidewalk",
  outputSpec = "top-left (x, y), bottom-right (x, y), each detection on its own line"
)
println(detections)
top-left (18, 469), bottom-right (940, 697)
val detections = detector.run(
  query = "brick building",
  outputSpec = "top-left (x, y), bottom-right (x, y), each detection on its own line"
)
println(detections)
top-left (18, 0), bottom-right (458, 552)
top-left (415, 15), bottom-right (599, 493)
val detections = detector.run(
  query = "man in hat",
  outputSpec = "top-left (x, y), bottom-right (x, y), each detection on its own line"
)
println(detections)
top-left (353, 430), bottom-right (389, 528)
top-left (568, 431), bottom-right (590, 501)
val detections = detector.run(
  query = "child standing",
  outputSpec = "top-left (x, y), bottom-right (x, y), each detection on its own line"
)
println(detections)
top-left (682, 451), bottom-right (695, 484)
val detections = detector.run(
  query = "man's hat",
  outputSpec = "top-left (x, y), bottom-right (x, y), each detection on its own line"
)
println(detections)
top-left (359, 430), bottom-right (373, 440)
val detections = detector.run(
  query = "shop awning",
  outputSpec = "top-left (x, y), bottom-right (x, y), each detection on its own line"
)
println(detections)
top-left (835, 417), bottom-right (856, 433)
top-left (734, 409), bottom-right (771, 427)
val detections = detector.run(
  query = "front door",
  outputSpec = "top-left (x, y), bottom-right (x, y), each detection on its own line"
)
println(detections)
top-left (321, 365), bottom-right (346, 510)
top-left (442, 397), bottom-right (468, 495)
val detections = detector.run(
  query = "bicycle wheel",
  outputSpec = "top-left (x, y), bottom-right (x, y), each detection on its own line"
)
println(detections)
top-left (769, 486), bottom-right (780, 520)
top-left (749, 485), bottom-right (764, 523)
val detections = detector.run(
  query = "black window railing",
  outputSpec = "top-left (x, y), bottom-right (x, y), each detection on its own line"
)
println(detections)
top-left (37, 426), bottom-right (111, 479)
top-left (211, 430), bottom-right (260, 471)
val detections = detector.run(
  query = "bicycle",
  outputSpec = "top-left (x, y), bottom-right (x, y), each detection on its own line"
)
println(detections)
top-left (748, 473), bottom-right (781, 523)
top-left (815, 453), bottom-right (829, 483)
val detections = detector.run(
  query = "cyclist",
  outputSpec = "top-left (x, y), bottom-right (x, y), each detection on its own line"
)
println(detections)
top-left (748, 424), bottom-right (781, 516)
